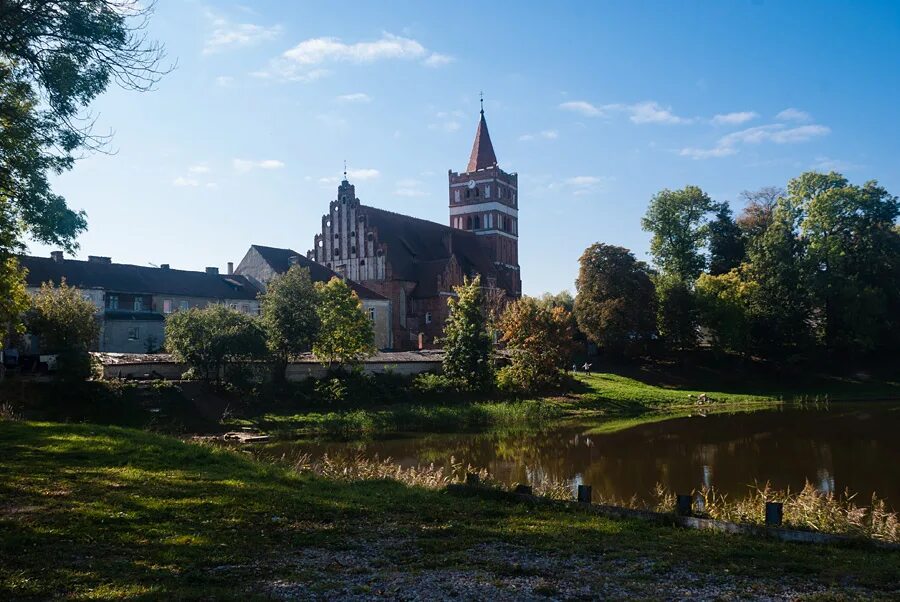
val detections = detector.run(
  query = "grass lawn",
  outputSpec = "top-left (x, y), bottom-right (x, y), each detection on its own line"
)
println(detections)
top-left (1, 421), bottom-right (898, 599)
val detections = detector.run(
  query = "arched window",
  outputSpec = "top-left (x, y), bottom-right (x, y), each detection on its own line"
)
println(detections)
top-left (466, 216), bottom-right (473, 230)
top-left (473, 215), bottom-right (480, 229)
top-left (474, 187), bottom-right (479, 197)
top-left (334, 248), bottom-right (340, 256)
top-left (465, 189), bottom-right (471, 199)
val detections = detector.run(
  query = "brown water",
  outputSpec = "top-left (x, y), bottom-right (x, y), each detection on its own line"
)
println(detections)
top-left (261, 402), bottom-right (900, 507)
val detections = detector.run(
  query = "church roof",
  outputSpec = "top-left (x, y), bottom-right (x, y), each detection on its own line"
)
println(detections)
top-left (245, 244), bottom-right (386, 300)
top-left (466, 110), bottom-right (498, 172)
top-left (359, 206), bottom-right (495, 297)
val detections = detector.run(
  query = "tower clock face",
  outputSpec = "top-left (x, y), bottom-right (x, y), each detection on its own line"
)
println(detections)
top-left (467, 179), bottom-right (476, 189)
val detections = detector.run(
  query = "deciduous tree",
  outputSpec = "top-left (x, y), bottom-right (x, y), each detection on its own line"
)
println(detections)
top-left (574, 243), bottom-right (656, 355)
top-left (259, 266), bottom-right (320, 382)
top-left (498, 296), bottom-right (573, 390)
top-left (313, 278), bottom-right (375, 369)
top-left (641, 186), bottom-right (716, 282)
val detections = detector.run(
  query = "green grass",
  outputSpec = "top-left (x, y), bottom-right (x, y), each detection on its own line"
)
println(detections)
top-left (1, 421), bottom-right (898, 599)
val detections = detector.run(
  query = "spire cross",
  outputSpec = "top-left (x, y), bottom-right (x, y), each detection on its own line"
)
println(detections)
top-left (343, 159), bottom-right (347, 179)
top-left (479, 91), bottom-right (484, 114)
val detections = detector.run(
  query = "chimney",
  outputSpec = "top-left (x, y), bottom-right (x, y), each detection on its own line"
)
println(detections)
top-left (50, 251), bottom-right (64, 263)
top-left (88, 256), bottom-right (111, 264)
top-left (288, 255), bottom-right (301, 266)
top-left (227, 261), bottom-right (234, 275)
top-left (160, 264), bottom-right (170, 270)
top-left (206, 267), bottom-right (219, 275)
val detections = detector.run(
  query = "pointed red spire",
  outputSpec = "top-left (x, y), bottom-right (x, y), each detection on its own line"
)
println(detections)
top-left (466, 107), bottom-right (498, 173)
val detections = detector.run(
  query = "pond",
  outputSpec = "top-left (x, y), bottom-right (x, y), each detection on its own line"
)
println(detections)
top-left (258, 402), bottom-right (900, 508)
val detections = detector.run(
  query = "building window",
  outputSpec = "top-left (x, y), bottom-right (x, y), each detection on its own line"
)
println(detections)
top-left (334, 248), bottom-right (340, 256)
top-left (107, 294), bottom-right (119, 310)
top-left (465, 189), bottom-right (470, 199)
top-left (474, 187), bottom-right (479, 197)
top-left (485, 185), bottom-right (491, 198)
top-left (163, 299), bottom-right (173, 314)
top-left (466, 216), bottom-right (472, 230)
top-left (241, 304), bottom-right (250, 314)
top-left (134, 297), bottom-right (144, 312)
top-left (454, 190), bottom-right (460, 203)
top-left (425, 312), bottom-right (432, 325)
top-left (473, 215), bottom-right (481, 229)
top-left (127, 327), bottom-right (140, 341)
top-left (368, 307), bottom-right (375, 322)
top-left (179, 300), bottom-right (189, 311)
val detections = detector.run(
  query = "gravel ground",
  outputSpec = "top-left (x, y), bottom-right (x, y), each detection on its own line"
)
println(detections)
top-left (251, 540), bottom-right (878, 601)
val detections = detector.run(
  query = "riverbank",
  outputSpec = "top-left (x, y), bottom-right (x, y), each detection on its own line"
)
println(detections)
top-left (1, 421), bottom-right (898, 600)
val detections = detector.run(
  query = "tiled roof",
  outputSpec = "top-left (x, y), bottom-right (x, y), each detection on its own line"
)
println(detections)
top-left (20, 255), bottom-right (261, 300)
top-left (466, 111), bottom-right (498, 172)
top-left (247, 245), bottom-right (386, 300)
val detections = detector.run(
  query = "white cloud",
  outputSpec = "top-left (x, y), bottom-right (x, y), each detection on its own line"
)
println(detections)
top-left (173, 177), bottom-right (200, 187)
top-left (336, 92), bottom-right (371, 103)
top-left (423, 52), bottom-right (454, 67)
top-left (776, 107), bottom-right (812, 122)
top-left (564, 175), bottom-right (613, 196)
top-left (559, 101), bottom-right (602, 117)
top-left (263, 33), bottom-right (447, 80)
top-left (680, 123), bottom-right (830, 160)
top-left (519, 129), bottom-right (559, 142)
top-left (319, 168), bottom-right (380, 185)
top-left (428, 110), bottom-right (463, 132)
top-left (204, 21), bottom-right (281, 55)
top-left (711, 111), bottom-right (758, 125)
top-left (233, 158), bottom-right (285, 173)
top-left (395, 178), bottom-right (428, 197)
top-left (622, 101), bottom-right (691, 124)
top-left (188, 164), bottom-right (211, 174)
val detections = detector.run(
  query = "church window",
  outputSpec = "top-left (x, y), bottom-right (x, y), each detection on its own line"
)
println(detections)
top-left (485, 185), bottom-right (490, 198)
top-left (334, 248), bottom-right (340, 256)
top-left (474, 187), bottom-right (479, 197)
top-left (367, 232), bottom-right (374, 241)
top-left (335, 233), bottom-right (339, 239)
top-left (359, 259), bottom-right (365, 266)
top-left (341, 195), bottom-right (346, 202)
top-left (466, 216), bottom-right (472, 230)
top-left (318, 240), bottom-right (323, 247)
top-left (454, 190), bottom-right (460, 203)
top-left (326, 220), bottom-right (331, 227)
top-left (350, 231), bottom-right (355, 237)
top-left (465, 189), bottom-right (470, 199)
top-left (351, 246), bottom-right (357, 255)
top-left (368, 307), bottom-right (376, 322)
top-left (473, 215), bottom-right (481, 229)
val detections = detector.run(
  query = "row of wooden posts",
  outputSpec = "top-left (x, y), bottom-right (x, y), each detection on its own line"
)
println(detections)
top-left (465, 474), bottom-right (785, 527)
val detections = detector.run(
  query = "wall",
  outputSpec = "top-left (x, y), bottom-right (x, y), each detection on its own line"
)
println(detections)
top-left (102, 319), bottom-right (166, 354)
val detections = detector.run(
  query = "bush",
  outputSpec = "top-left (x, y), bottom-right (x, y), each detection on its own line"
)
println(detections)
top-left (165, 304), bottom-right (267, 383)
top-left (499, 297), bottom-right (574, 392)
top-left (412, 372), bottom-right (461, 396)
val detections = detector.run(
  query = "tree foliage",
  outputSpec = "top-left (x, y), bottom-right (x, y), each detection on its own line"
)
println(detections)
top-left (441, 275), bottom-right (494, 390)
top-left (641, 185), bottom-right (716, 282)
top-left (696, 269), bottom-right (757, 355)
top-left (574, 243), bottom-right (656, 355)
top-left (259, 266), bottom-right (320, 380)
top-left (498, 296), bottom-right (573, 390)
top-left (312, 277), bottom-right (375, 369)
top-left (654, 274), bottom-right (699, 351)
top-left (25, 279), bottom-right (100, 379)
top-left (707, 202), bottom-right (745, 275)
top-left (164, 305), bottom-right (267, 383)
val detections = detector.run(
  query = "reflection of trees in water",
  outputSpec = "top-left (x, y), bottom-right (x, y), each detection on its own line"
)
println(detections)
top-left (269, 404), bottom-right (900, 507)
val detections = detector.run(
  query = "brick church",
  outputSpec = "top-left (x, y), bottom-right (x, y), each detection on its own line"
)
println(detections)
top-left (307, 106), bottom-right (522, 349)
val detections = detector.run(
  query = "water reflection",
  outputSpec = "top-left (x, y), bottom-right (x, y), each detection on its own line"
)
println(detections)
top-left (259, 402), bottom-right (900, 508)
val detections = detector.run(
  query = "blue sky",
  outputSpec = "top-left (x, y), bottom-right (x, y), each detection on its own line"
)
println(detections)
top-left (32, 0), bottom-right (900, 295)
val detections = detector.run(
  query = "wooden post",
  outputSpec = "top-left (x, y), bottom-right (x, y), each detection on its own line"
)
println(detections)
top-left (765, 501), bottom-right (783, 526)
top-left (577, 484), bottom-right (592, 503)
top-left (513, 484), bottom-right (532, 495)
top-left (465, 473), bottom-right (480, 486)
top-left (676, 494), bottom-right (693, 516)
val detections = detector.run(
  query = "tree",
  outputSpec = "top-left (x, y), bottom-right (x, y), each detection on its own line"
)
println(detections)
top-left (313, 277), bottom-right (375, 369)
top-left (789, 172), bottom-right (900, 352)
top-left (441, 275), bottom-right (494, 390)
top-left (654, 274), bottom-right (699, 351)
top-left (641, 186), bottom-right (716, 282)
top-left (536, 290), bottom-right (575, 313)
top-left (0, 200), bottom-right (28, 340)
top-left (259, 266), bottom-right (320, 382)
top-left (574, 243), bottom-right (656, 355)
top-left (707, 203), bottom-right (745, 275)
top-left (696, 269), bottom-right (758, 356)
top-left (0, 0), bottom-right (168, 251)
top-left (736, 186), bottom-right (783, 241)
top-left (165, 305), bottom-right (267, 383)
top-left (498, 297), bottom-right (573, 390)
top-left (25, 279), bottom-right (100, 380)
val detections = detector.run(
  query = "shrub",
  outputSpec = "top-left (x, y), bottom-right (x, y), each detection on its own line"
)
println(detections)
top-left (499, 296), bottom-right (574, 392)
top-left (441, 275), bottom-right (494, 391)
top-left (313, 277), bottom-right (375, 369)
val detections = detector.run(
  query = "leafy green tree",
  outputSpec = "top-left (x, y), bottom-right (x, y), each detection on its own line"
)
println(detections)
top-left (788, 172), bottom-right (900, 352)
top-left (653, 274), bottom-right (699, 351)
top-left (441, 275), bottom-right (494, 390)
top-left (0, 200), bottom-right (28, 340)
top-left (498, 297), bottom-right (573, 390)
top-left (574, 243), bottom-right (656, 355)
top-left (736, 186), bottom-right (783, 241)
top-left (259, 266), bottom-right (320, 382)
top-left (641, 186), bottom-right (716, 282)
top-left (165, 305), bottom-right (267, 383)
top-left (536, 290), bottom-right (575, 313)
top-left (708, 203), bottom-right (745, 275)
top-left (25, 279), bottom-right (100, 380)
top-left (313, 278), bottom-right (375, 369)
top-left (743, 201), bottom-right (811, 355)
top-left (695, 269), bottom-right (758, 355)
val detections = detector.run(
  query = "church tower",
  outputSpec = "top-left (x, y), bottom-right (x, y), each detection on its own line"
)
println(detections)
top-left (448, 101), bottom-right (521, 296)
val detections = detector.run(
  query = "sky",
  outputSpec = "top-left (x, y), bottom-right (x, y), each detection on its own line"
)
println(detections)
top-left (30, 0), bottom-right (900, 296)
